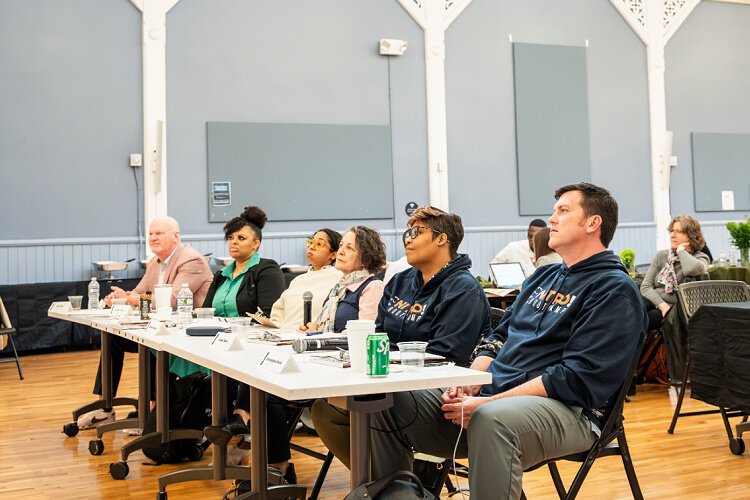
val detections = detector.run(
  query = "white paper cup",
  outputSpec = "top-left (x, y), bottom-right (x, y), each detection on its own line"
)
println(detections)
top-left (397, 341), bottom-right (428, 372)
top-left (346, 319), bottom-right (375, 373)
top-left (153, 284), bottom-right (172, 312)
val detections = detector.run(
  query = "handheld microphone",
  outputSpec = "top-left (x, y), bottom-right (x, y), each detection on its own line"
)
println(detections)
top-left (302, 291), bottom-right (313, 326)
top-left (292, 338), bottom-right (349, 353)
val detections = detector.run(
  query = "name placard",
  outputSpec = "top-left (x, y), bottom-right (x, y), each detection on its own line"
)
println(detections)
top-left (110, 304), bottom-right (131, 319)
top-left (210, 332), bottom-right (244, 352)
top-left (49, 302), bottom-right (72, 314)
top-left (258, 350), bottom-right (299, 374)
top-left (145, 320), bottom-right (170, 336)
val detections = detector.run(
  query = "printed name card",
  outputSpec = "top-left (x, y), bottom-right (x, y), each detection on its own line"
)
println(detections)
top-left (49, 302), bottom-right (72, 314)
top-left (258, 350), bottom-right (299, 374)
top-left (210, 332), bottom-right (244, 352)
top-left (110, 304), bottom-right (131, 318)
top-left (145, 320), bottom-right (170, 336)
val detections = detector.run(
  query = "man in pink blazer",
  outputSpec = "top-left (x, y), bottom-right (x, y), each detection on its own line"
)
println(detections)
top-left (78, 217), bottom-right (213, 429)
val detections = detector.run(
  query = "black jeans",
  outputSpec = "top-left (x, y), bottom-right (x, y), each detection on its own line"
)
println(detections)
top-left (93, 336), bottom-right (156, 398)
top-left (234, 383), bottom-right (295, 463)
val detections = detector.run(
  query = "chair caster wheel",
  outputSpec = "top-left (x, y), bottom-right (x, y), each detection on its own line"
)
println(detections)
top-left (729, 438), bottom-right (745, 455)
top-left (187, 443), bottom-right (204, 461)
top-left (156, 491), bottom-right (168, 500)
top-left (89, 439), bottom-right (105, 456)
top-left (109, 461), bottom-right (129, 480)
top-left (63, 422), bottom-right (79, 437)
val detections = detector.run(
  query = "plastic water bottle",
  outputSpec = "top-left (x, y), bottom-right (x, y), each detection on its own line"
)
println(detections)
top-left (88, 277), bottom-right (100, 309)
top-left (718, 250), bottom-right (727, 267)
top-left (176, 284), bottom-right (193, 324)
top-left (729, 246), bottom-right (738, 267)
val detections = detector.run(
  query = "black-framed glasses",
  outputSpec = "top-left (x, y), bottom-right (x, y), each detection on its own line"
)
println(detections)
top-left (305, 238), bottom-right (330, 251)
top-left (402, 225), bottom-right (444, 245)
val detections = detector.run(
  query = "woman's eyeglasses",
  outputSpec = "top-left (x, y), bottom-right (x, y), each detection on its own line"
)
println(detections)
top-left (668, 229), bottom-right (686, 235)
top-left (402, 225), bottom-right (444, 245)
top-left (305, 238), bottom-right (330, 251)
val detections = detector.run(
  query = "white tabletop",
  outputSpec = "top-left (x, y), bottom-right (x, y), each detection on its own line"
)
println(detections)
top-left (49, 311), bottom-right (492, 402)
top-left (160, 332), bottom-right (491, 401)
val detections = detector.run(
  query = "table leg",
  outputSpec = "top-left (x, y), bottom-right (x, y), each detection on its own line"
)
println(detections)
top-left (250, 386), bottom-right (268, 500)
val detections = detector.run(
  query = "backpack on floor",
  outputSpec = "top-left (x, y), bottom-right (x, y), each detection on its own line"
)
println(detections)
top-left (344, 470), bottom-right (437, 500)
top-left (142, 371), bottom-right (212, 464)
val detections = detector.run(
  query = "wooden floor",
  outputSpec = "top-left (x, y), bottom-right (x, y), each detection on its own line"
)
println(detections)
top-left (0, 350), bottom-right (748, 499)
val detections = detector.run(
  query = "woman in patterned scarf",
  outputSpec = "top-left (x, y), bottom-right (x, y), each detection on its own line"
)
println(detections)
top-left (641, 215), bottom-right (709, 383)
top-left (300, 225), bottom-right (386, 332)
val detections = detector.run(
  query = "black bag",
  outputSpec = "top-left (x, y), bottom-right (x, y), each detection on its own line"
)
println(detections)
top-left (344, 470), bottom-right (437, 500)
top-left (142, 372), bottom-right (212, 464)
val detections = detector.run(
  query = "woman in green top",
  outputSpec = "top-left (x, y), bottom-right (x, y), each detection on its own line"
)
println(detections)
top-left (201, 204), bottom-right (285, 415)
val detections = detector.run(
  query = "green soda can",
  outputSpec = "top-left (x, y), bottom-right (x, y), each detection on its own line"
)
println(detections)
top-left (366, 333), bottom-right (390, 377)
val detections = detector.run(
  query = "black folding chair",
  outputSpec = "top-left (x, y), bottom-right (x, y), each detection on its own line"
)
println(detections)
top-left (520, 336), bottom-right (645, 499)
top-left (0, 296), bottom-right (24, 380)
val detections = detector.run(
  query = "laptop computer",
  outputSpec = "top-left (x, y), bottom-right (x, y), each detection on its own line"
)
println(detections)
top-left (488, 262), bottom-right (527, 289)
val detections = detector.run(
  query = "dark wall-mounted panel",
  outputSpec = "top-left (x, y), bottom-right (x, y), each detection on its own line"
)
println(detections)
top-left (692, 132), bottom-right (750, 212)
top-left (513, 42), bottom-right (591, 216)
top-left (207, 122), bottom-right (394, 222)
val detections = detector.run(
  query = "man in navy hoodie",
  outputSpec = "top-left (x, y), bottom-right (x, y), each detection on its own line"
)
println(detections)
top-left (370, 183), bottom-right (647, 499)
top-left (311, 205), bottom-right (491, 468)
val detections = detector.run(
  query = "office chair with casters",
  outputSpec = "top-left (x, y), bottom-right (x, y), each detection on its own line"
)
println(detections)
top-left (668, 280), bottom-right (750, 436)
top-left (0, 296), bottom-right (23, 380)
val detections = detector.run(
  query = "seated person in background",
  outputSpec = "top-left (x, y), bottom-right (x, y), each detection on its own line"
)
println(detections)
top-left (368, 183), bottom-right (646, 498)
top-left (312, 205), bottom-right (491, 469)
top-left (491, 218), bottom-right (547, 277)
top-left (640, 215), bottom-right (709, 383)
top-left (300, 225), bottom-right (386, 333)
top-left (77, 217), bottom-right (213, 429)
top-left (382, 255), bottom-right (411, 285)
top-left (533, 227), bottom-right (563, 268)
top-left (269, 229), bottom-right (343, 329)
top-left (200, 207), bottom-right (292, 476)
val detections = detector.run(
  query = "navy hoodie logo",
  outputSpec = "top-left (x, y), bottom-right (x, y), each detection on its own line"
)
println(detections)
top-left (525, 286), bottom-right (578, 315)
top-left (386, 295), bottom-right (427, 322)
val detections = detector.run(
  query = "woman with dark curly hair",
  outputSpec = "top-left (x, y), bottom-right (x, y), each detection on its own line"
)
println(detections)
top-left (202, 206), bottom-right (285, 319)
top-left (300, 225), bottom-right (386, 333)
top-left (201, 206), bottom-right (293, 482)
top-left (641, 215), bottom-right (709, 383)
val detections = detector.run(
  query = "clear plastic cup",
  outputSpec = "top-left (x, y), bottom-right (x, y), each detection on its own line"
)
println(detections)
top-left (397, 341), bottom-right (428, 372)
top-left (195, 307), bottom-right (215, 320)
top-left (68, 296), bottom-right (83, 310)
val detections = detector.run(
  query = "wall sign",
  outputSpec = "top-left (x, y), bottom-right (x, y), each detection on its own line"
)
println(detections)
top-left (405, 202), bottom-right (418, 216)
top-left (212, 181), bottom-right (231, 207)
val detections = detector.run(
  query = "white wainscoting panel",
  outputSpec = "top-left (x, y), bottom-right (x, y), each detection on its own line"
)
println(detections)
top-left (0, 222), bottom-right (735, 285)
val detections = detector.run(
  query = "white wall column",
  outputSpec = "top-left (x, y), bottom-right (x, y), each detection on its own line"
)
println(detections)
top-left (129, 0), bottom-right (181, 239)
top-left (610, 0), bottom-right (699, 250)
top-left (397, 0), bottom-right (473, 211)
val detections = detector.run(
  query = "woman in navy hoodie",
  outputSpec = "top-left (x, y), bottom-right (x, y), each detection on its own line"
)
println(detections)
top-left (311, 205), bottom-right (491, 469)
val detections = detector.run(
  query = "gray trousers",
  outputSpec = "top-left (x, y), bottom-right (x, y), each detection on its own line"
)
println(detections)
top-left (369, 389), bottom-right (596, 500)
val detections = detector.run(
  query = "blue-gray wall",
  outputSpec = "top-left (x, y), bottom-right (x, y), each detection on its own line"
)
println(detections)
top-left (666, 0), bottom-right (750, 236)
top-left (0, 0), bottom-right (142, 240)
top-left (1, 0), bottom-right (748, 285)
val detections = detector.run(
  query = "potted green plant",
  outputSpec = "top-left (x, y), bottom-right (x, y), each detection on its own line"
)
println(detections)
top-left (619, 249), bottom-right (636, 278)
top-left (726, 217), bottom-right (750, 267)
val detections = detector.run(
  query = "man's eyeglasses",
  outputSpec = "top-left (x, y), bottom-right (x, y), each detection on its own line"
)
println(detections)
top-left (305, 238), bottom-right (330, 251)
top-left (402, 225), bottom-right (444, 245)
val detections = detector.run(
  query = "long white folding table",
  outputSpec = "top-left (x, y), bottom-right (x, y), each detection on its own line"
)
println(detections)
top-left (51, 308), bottom-right (491, 499)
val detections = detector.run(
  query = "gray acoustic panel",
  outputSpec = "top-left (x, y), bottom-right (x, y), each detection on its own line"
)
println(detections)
top-left (692, 132), bottom-right (750, 212)
top-left (513, 43), bottom-right (591, 215)
top-left (207, 122), bottom-right (394, 222)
